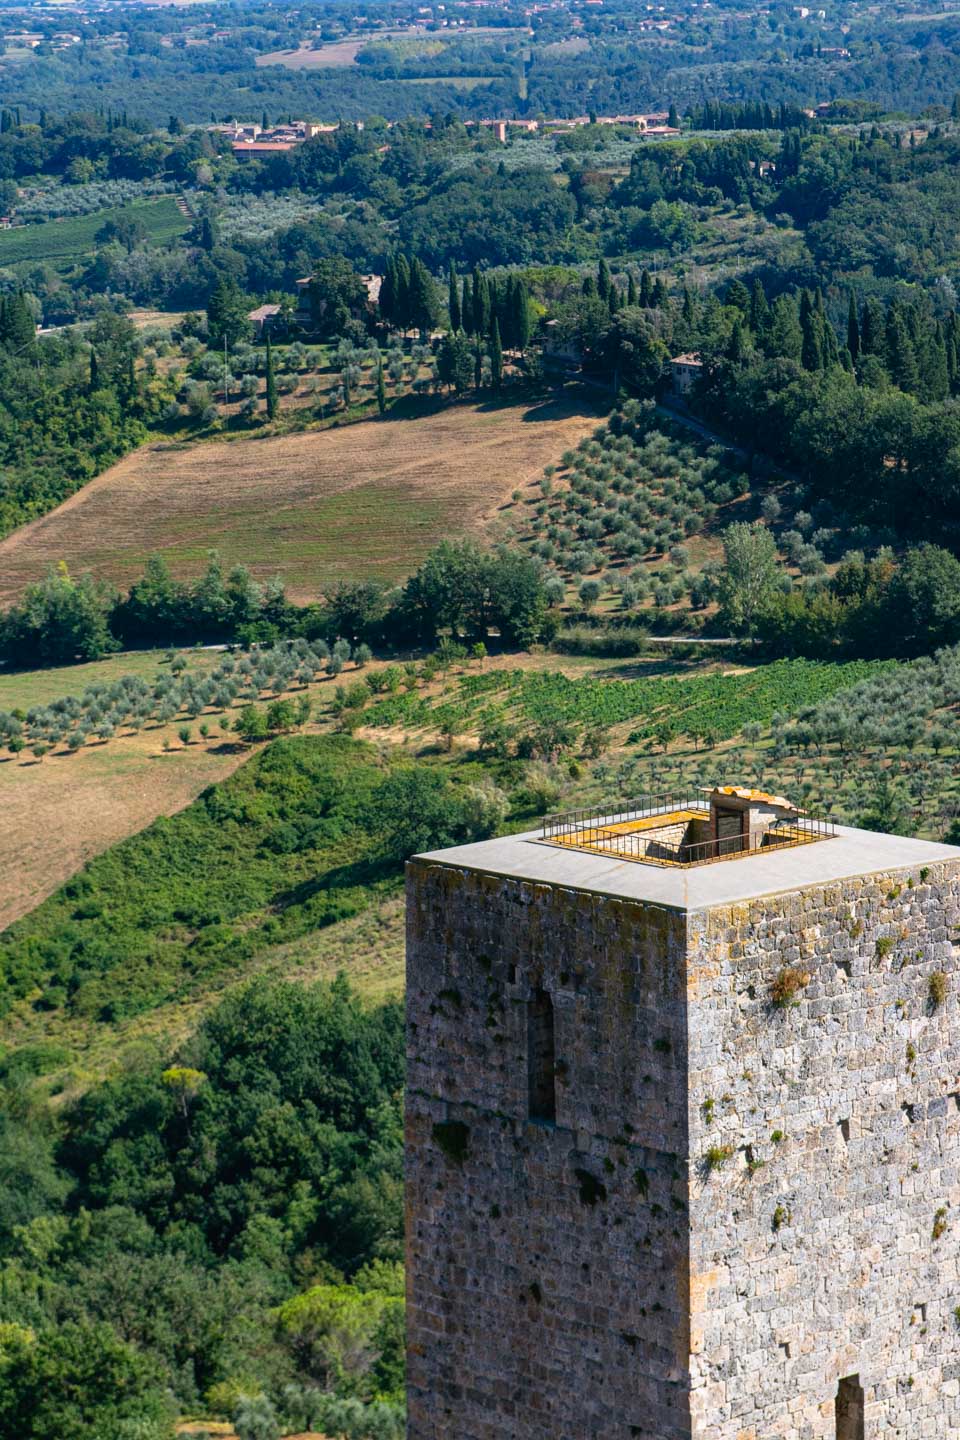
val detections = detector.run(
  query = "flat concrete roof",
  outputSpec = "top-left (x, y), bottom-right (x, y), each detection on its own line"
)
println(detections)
top-left (413, 822), bottom-right (960, 912)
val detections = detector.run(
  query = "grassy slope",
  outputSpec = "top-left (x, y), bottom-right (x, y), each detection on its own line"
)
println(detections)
top-left (0, 396), bottom-right (601, 605)
top-left (0, 735), bottom-right (409, 1085)
top-left (0, 647), bottom-right (222, 711)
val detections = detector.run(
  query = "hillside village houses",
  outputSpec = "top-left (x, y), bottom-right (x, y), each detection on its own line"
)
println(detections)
top-left (213, 109), bottom-right (680, 161)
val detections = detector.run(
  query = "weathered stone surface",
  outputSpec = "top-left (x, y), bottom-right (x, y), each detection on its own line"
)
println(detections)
top-left (406, 853), bottom-right (960, 1438)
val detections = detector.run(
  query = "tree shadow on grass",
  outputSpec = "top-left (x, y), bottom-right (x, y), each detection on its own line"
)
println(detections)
top-left (268, 853), bottom-right (400, 916)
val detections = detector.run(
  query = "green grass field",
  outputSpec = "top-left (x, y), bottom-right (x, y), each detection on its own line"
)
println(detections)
top-left (0, 647), bottom-right (220, 712)
top-left (0, 197), bottom-right (189, 266)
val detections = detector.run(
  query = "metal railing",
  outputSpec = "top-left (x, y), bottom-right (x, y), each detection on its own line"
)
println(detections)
top-left (540, 795), bottom-right (836, 869)
top-left (541, 792), bottom-right (707, 844)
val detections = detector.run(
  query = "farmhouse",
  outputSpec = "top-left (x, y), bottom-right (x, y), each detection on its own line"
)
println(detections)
top-left (247, 303), bottom-right (281, 338)
top-left (670, 350), bottom-right (702, 395)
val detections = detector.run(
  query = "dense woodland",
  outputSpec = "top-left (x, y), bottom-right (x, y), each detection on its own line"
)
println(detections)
top-left (4, 0), bottom-right (960, 122)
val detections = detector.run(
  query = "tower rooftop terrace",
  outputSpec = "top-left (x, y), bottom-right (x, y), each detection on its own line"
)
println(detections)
top-left (415, 799), bottom-right (960, 912)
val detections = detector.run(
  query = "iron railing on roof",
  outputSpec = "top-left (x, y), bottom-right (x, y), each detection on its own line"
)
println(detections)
top-left (541, 792), bottom-right (707, 844)
top-left (540, 795), bottom-right (836, 868)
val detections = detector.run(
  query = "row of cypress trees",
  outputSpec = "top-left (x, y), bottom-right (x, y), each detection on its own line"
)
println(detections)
top-left (448, 262), bottom-right (531, 351)
top-left (378, 253), bottom-right (440, 334)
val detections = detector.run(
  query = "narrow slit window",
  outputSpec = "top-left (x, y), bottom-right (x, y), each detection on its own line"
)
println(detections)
top-left (528, 988), bottom-right (556, 1122)
top-left (836, 1374), bottom-right (864, 1440)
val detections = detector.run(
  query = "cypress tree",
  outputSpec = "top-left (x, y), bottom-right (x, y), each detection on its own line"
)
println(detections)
top-left (885, 308), bottom-right (919, 392)
top-left (798, 291), bottom-right (820, 370)
top-left (379, 257), bottom-right (396, 328)
top-left (408, 258), bottom-right (438, 336)
top-left (652, 277), bottom-right (668, 308)
top-left (395, 254), bottom-right (412, 332)
top-left (1, 292), bottom-right (35, 354)
top-left (682, 285), bottom-right (696, 326)
top-left (490, 318), bottom-right (503, 392)
top-left (474, 338), bottom-right (482, 391)
top-left (477, 272), bottom-right (491, 338)
top-left (860, 297), bottom-right (884, 356)
top-left (608, 285), bottom-right (619, 315)
top-left (847, 293), bottom-right (860, 363)
top-left (469, 266), bottom-right (482, 336)
top-left (89, 350), bottom-right (99, 391)
top-left (627, 270), bottom-right (638, 307)
top-left (727, 318), bottom-right (746, 364)
top-left (926, 322), bottom-right (950, 402)
top-left (376, 360), bottom-right (386, 416)
top-left (265, 337), bottom-right (278, 420)
top-left (513, 277), bottom-right (531, 353)
top-left (749, 278), bottom-right (769, 333)
top-left (639, 269), bottom-right (652, 307)
top-left (946, 313), bottom-right (960, 391)
top-left (597, 257), bottom-right (611, 302)
top-left (448, 262), bottom-right (461, 333)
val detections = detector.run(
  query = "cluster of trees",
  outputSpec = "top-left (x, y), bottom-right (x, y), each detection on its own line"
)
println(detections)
top-left (752, 545), bottom-right (960, 660)
top-left (378, 253), bottom-right (440, 336)
top-left (686, 100), bottom-right (812, 132)
top-left (0, 539), bottom-right (552, 669)
top-left (524, 401), bottom-right (744, 604)
top-left (0, 555), bottom-right (294, 667)
top-left (0, 974), bottom-right (406, 1440)
top-left (0, 312), bottom-right (169, 539)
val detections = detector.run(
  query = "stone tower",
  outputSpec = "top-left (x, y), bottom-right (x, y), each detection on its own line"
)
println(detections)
top-left (405, 789), bottom-right (960, 1439)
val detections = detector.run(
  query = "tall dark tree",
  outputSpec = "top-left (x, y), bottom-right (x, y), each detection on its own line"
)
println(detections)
top-left (490, 318), bottom-right (503, 391)
top-left (265, 337), bottom-right (278, 421)
top-left (512, 277), bottom-right (531, 353)
top-left (847, 293), bottom-right (860, 364)
top-left (749, 279), bottom-right (769, 334)
top-left (448, 262), bottom-right (461, 334)
top-left (597, 257), bottom-right (611, 303)
top-left (206, 277), bottom-right (249, 346)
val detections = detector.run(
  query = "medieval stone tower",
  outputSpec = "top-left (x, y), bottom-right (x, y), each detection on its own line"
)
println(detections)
top-left (405, 788), bottom-right (960, 1439)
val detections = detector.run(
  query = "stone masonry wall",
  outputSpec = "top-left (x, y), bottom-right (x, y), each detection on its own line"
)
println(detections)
top-left (405, 860), bottom-right (693, 1440)
top-left (685, 858), bottom-right (960, 1439)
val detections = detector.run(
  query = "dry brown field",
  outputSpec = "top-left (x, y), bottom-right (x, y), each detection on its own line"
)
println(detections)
top-left (0, 722), bottom-right (252, 933)
top-left (256, 30), bottom-right (409, 67)
top-left (0, 397), bottom-right (599, 605)
top-left (256, 24), bottom-right (524, 67)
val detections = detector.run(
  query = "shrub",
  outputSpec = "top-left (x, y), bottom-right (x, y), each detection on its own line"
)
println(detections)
top-left (769, 966), bottom-right (811, 1008)
top-left (704, 1144), bottom-right (734, 1173)
top-left (929, 971), bottom-right (949, 1008)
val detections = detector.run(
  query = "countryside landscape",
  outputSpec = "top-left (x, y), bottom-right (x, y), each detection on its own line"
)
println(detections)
top-left (3, 0), bottom-right (960, 1434)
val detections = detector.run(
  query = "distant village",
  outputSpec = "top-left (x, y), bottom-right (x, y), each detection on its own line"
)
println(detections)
top-left (216, 109), bottom-right (680, 160)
